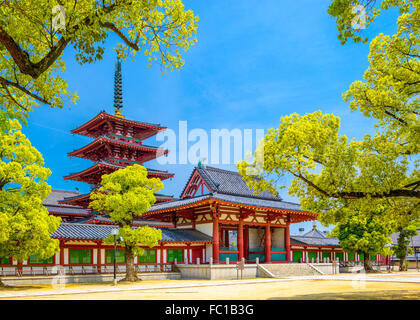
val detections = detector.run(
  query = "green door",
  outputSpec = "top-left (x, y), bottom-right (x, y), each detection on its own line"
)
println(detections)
top-left (322, 252), bottom-right (331, 260)
top-left (293, 251), bottom-right (302, 262)
top-left (347, 253), bottom-right (355, 261)
top-left (308, 252), bottom-right (317, 262)
top-left (335, 252), bottom-right (343, 261)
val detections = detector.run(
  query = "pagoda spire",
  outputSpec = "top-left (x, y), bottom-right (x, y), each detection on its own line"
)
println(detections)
top-left (114, 59), bottom-right (124, 118)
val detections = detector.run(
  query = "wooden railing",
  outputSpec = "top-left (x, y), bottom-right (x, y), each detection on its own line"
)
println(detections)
top-left (0, 264), bottom-right (175, 277)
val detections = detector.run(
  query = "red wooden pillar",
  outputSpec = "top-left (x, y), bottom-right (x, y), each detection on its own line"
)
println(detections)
top-left (265, 224), bottom-right (271, 263)
top-left (213, 214), bottom-right (219, 263)
top-left (285, 224), bottom-right (291, 262)
top-left (97, 242), bottom-right (102, 273)
top-left (244, 225), bottom-right (249, 262)
top-left (160, 246), bottom-right (164, 271)
top-left (59, 240), bottom-right (65, 266)
top-left (238, 218), bottom-right (244, 261)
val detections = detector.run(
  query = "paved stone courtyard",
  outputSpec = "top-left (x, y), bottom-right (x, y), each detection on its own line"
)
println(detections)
top-left (1, 272), bottom-right (419, 300)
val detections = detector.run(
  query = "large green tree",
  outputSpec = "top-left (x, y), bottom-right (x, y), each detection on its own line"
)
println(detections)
top-left (0, 0), bottom-right (198, 120)
top-left (331, 208), bottom-right (394, 271)
top-left (89, 164), bottom-right (163, 282)
top-left (0, 113), bottom-right (60, 285)
top-left (238, 2), bottom-right (419, 266)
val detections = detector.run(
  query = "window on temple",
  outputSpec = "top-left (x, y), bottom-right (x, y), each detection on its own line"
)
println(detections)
top-left (370, 254), bottom-right (377, 261)
top-left (29, 254), bottom-right (54, 264)
top-left (167, 250), bottom-right (183, 263)
top-left (106, 250), bottom-right (125, 263)
top-left (347, 253), bottom-right (355, 260)
top-left (70, 249), bottom-right (92, 264)
top-left (0, 257), bottom-right (11, 264)
top-left (138, 250), bottom-right (156, 263)
top-left (292, 251), bottom-right (302, 262)
top-left (335, 252), bottom-right (343, 261)
top-left (308, 252), bottom-right (317, 261)
top-left (322, 252), bottom-right (331, 259)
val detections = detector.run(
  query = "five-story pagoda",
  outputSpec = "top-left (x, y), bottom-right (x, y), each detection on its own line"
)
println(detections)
top-left (60, 60), bottom-right (174, 208)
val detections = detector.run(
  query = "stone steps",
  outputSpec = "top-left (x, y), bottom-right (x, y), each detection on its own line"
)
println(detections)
top-left (262, 263), bottom-right (322, 278)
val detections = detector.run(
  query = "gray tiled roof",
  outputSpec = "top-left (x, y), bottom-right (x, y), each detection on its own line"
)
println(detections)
top-left (51, 223), bottom-right (212, 242)
top-left (147, 192), bottom-right (304, 213)
top-left (290, 235), bottom-right (340, 247)
top-left (43, 190), bottom-right (82, 207)
top-left (291, 227), bottom-right (339, 247)
top-left (194, 166), bottom-right (283, 201)
top-left (45, 205), bottom-right (92, 215)
top-left (390, 229), bottom-right (420, 247)
top-left (69, 214), bottom-right (173, 228)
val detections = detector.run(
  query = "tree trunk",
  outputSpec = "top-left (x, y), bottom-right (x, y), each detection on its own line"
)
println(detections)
top-left (124, 248), bottom-right (138, 282)
top-left (399, 256), bottom-right (407, 271)
top-left (363, 253), bottom-right (374, 272)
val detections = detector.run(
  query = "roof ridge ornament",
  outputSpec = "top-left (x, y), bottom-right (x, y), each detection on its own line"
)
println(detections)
top-left (114, 58), bottom-right (124, 118)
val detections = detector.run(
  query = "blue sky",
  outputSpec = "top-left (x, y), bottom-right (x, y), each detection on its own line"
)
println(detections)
top-left (23, 1), bottom-right (400, 234)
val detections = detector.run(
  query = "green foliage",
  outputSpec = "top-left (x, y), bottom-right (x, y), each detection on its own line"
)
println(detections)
top-left (330, 209), bottom-right (394, 256)
top-left (238, 6), bottom-right (419, 229)
top-left (328, 0), bottom-right (415, 44)
top-left (90, 164), bottom-right (164, 257)
top-left (0, 112), bottom-right (60, 261)
top-left (0, 0), bottom-right (199, 121)
top-left (103, 225), bottom-right (161, 258)
top-left (393, 223), bottom-right (417, 267)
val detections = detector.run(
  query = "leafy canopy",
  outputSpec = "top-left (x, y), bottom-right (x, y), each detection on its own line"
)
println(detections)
top-left (0, 0), bottom-right (199, 121)
top-left (89, 164), bottom-right (164, 257)
top-left (328, 0), bottom-right (415, 44)
top-left (0, 114), bottom-right (60, 261)
top-left (238, 4), bottom-right (419, 226)
top-left (330, 208), bottom-right (394, 256)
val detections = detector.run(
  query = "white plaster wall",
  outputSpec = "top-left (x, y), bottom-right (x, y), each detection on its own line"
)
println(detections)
top-left (272, 228), bottom-right (285, 248)
top-left (93, 249), bottom-right (97, 264)
top-left (156, 249), bottom-right (161, 263)
top-left (55, 253), bottom-right (60, 264)
top-left (248, 228), bottom-right (262, 248)
top-left (196, 223), bottom-right (213, 237)
top-left (64, 248), bottom-right (69, 265)
top-left (205, 244), bottom-right (212, 261)
top-left (100, 249), bottom-right (105, 265)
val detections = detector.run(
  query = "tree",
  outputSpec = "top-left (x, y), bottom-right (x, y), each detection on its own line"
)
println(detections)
top-left (0, 0), bottom-right (199, 120)
top-left (0, 112), bottom-right (60, 285)
top-left (89, 164), bottom-right (163, 282)
top-left (328, 0), bottom-right (415, 44)
top-left (393, 222), bottom-right (418, 271)
top-left (331, 208), bottom-right (394, 271)
top-left (238, 5), bottom-right (419, 224)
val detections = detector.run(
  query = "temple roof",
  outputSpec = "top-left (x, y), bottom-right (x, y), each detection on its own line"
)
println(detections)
top-left (43, 189), bottom-right (83, 207)
top-left (68, 135), bottom-right (166, 159)
top-left (71, 111), bottom-right (166, 139)
top-left (391, 229), bottom-right (420, 247)
top-left (64, 161), bottom-right (174, 182)
top-left (52, 223), bottom-right (212, 243)
top-left (69, 214), bottom-right (174, 228)
top-left (146, 192), bottom-right (314, 220)
top-left (182, 166), bottom-right (282, 201)
top-left (290, 226), bottom-right (339, 247)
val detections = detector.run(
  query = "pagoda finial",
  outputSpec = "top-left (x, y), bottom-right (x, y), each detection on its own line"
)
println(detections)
top-left (313, 222), bottom-right (317, 230)
top-left (114, 58), bottom-right (124, 118)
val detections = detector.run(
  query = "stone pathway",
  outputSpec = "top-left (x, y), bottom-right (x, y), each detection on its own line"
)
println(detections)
top-left (1, 274), bottom-right (419, 299)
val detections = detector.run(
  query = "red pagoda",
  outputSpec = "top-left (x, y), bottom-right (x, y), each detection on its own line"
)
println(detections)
top-left (60, 60), bottom-right (174, 208)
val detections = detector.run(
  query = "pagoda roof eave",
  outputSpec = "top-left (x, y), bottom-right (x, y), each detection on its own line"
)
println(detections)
top-left (64, 162), bottom-right (174, 181)
top-left (67, 136), bottom-right (168, 158)
top-left (71, 111), bottom-right (166, 137)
